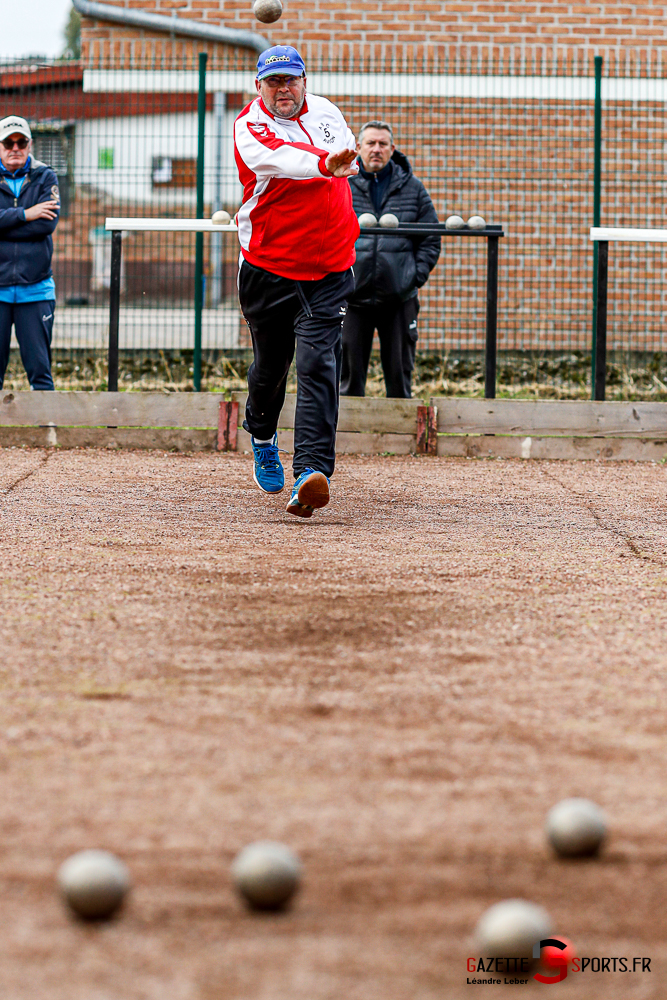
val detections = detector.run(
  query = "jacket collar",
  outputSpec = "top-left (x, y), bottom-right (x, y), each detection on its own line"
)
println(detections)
top-left (0, 155), bottom-right (31, 179)
top-left (357, 159), bottom-right (393, 183)
top-left (258, 96), bottom-right (309, 121)
top-left (353, 151), bottom-right (411, 197)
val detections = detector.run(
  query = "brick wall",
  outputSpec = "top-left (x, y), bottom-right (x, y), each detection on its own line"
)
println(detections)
top-left (82, 1), bottom-right (667, 65)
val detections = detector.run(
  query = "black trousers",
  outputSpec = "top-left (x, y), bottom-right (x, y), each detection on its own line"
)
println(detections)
top-left (238, 260), bottom-right (354, 479)
top-left (0, 299), bottom-right (55, 390)
top-left (340, 296), bottom-right (420, 398)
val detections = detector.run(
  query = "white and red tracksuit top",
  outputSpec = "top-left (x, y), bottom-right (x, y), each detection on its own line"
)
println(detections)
top-left (234, 93), bottom-right (360, 281)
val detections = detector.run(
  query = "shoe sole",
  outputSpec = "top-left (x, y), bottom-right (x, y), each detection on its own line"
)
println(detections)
top-left (252, 468), bottom-right (285, 494)
top-left (286, 472), bottom-right (329, 518)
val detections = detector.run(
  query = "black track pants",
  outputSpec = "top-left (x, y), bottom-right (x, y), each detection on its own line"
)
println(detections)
top-left (238, 260), bottom-right (354, 479)
top-left (0, 299), bottom-right (55, 390)
top-left (340, 296), bottom-right (419, 398)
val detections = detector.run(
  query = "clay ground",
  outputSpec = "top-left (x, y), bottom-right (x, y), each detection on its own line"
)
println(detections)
top-left (0, 449), bottom-right (666, 999)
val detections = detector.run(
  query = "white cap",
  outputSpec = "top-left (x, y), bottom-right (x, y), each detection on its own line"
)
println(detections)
top-left (0, 116), bottom-right (31, 143)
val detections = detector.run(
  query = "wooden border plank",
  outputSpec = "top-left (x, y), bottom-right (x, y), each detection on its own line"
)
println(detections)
top-left (436, 434), bottom-right (667, 461)
top-left (0, 391), bottom-right (222, 428)
top-left (4, 390), bottom-right (667, 448)
top-left (431, 397), bottom-right (667, 437)
top-left (338, 396), bottom-right (422, 434)
top-left (2, 425), bottom-right (666, 460)
top-left (232, 392), bottom-right (422, 434)
top-left (0, 390), bottom-right (422, 436)
top-left (0, 426), bottom-right (217, 451)
top-left (236, 428), bottom-right (417, 456)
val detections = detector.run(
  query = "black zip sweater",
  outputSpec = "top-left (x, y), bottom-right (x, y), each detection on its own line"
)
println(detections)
top-left (361, 160), bottom-right (395, 216)
top-left (0, 158), bottom-right (60, 286)
top-left (347, 150), bottom-right (440, 307)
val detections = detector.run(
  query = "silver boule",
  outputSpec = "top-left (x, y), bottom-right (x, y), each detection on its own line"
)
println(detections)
top-left (475, 899), bottom-right (552, 958)
top-left (379, 213), bottom-right (400, 228)
top-left (211, 210), bottom-right (231, 225)
top-left (253, 0), bottom-right (283, 23)
top-left (232, 841), bottom-right (302, 910)
top-left (467, 215), bottom-right (487, 230)
top-left (445, 215), bottom-right (465, 229)
top-left (358, 213), bottom-right (378, 228)
top-left (546, 798), bottom-right (607, 857)
top-left (58, 850), bottom-right (131, 919)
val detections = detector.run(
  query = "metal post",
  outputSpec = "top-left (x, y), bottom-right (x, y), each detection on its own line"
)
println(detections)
top-left (108, 230), bottom-right (122, 392)
top-left (193, 51), bottom-right (208, 392)
top-left (594, 240), bottom-right (608, 401)
top-left (591, 55), bottom-right (603, 397)
top-left (485, 235), bottom-right (499, 399)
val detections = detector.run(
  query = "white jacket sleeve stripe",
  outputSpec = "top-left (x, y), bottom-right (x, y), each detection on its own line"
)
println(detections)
top-left (235, 117), bottom-right (329, 181)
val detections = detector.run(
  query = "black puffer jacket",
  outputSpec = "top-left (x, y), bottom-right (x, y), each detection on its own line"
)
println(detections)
top-left (347, 150), bottom-right (440, 307)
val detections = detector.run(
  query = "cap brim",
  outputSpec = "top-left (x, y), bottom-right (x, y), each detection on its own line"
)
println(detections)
top-left (257, 68), bottom-right (304, 80)
top-left (0, 128), bottom-right (31, 142)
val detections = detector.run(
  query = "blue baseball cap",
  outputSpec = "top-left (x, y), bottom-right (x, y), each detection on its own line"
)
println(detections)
top-left (256, 45), bottom-right (306, 81)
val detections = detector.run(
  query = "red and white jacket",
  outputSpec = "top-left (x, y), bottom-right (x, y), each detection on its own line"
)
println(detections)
top-left (234, 93), bottom-right (360, 281)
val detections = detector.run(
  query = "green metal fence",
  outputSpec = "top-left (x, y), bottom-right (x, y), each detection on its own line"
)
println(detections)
top-left (2, 49), bottom-right (667, 397)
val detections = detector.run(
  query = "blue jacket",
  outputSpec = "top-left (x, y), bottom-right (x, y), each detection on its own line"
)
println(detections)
top-left (0, 158), bottom-right (60, 287)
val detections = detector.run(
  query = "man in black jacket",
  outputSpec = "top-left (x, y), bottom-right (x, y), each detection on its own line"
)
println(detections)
top-left (341, 121), bottom-right (440, 398)
top-left (0, 115), bottom-right (60, 390)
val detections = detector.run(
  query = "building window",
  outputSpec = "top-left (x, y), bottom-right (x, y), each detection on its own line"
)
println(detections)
top-left (152, 156), bottom-right (196, 188)
top-left (98, 147), bottom-right (114, 170)
top-left (33, 133), bottom-right (68, 174)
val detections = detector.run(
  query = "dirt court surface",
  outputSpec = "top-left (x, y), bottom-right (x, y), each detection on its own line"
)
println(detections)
top-left (1, 448), bottom-right (666, 999)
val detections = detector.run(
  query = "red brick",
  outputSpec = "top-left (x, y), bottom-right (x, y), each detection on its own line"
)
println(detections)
top-left (81, 0), bottom-right (667, 61)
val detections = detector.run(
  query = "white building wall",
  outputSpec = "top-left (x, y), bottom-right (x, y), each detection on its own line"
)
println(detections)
top-left (73, 107), bottom-right (242, 210)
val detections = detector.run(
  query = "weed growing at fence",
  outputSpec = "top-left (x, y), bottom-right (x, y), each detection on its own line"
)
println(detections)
top-left (4, 351), bottom-right (667, 400)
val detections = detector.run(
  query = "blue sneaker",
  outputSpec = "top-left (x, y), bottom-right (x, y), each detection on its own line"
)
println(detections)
top-left (286, 468), bottom-right (330, 518)
top-left (252, 434), bottom-right (285, 494)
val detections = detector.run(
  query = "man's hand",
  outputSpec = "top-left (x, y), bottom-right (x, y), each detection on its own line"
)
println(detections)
top-left (24, 200), bottom-right (59, 222)
top-left (325, 148), bottom-right (359, 178)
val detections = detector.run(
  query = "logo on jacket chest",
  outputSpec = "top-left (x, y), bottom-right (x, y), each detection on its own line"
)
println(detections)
top-left (316, 122), bottom-right (336, 144)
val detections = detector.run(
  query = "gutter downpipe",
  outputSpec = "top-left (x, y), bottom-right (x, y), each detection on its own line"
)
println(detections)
top-left (71, 0), bottom-right (270, 52)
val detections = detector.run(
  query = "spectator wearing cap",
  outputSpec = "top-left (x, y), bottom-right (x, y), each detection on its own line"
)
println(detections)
top-left (234, 45), bottom-right (359, 517)
top-left (0, 115), bottom-right (60, 390)
top-left (341, 121), bottom-right (441, 398)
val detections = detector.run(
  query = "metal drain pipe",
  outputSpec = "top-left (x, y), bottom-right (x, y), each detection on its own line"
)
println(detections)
top-left (72, 0), bottom-right (270, 52)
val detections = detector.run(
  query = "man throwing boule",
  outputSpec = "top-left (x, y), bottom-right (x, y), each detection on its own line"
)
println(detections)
top-left (234, 45), bottom-right (359, 517)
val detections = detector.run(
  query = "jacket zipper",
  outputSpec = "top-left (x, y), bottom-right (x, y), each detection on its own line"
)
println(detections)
top-left (297, 116), bottom-right (330, 274)
top-left (2, 174), bottom-right (39, 284)
top-left (297, 119), bottom-right (315, 144)
top-left (368, 181), bottom-right (378, 307)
